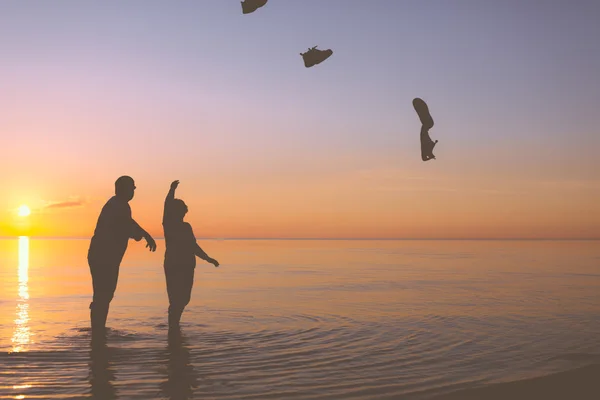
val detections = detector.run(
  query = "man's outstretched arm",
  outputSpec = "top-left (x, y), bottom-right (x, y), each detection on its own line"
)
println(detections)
top-left (131, 219), bottom-right (157, 251)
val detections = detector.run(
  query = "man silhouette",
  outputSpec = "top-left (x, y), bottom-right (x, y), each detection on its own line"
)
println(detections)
top-left (88, 176), bottom-right (157, 332)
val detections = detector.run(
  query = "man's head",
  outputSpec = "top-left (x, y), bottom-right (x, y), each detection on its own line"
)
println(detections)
top-left (171, 199), bottom-right (188, 220)
top-left (115, 176), bottom-right (136, 201)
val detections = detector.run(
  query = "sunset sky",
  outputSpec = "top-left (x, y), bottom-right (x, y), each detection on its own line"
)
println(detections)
top-left (1, 0), bottom-right (599, 239)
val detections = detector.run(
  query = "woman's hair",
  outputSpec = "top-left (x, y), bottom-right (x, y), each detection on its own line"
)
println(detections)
top-left (171, 199), bottom-right (188, 219)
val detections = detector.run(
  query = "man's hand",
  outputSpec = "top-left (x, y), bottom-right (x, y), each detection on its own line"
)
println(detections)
top-left (209, 258), bottom-right (219, 267)
top-left (145, 235), bottom-right (157, 252)
top-left (170, 180), bottom-right (180, 190)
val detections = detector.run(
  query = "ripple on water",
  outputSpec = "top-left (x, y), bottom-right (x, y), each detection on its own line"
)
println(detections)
top-left (1, 311), bottom-right (600, 399)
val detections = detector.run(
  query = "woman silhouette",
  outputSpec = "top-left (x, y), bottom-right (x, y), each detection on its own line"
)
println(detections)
top-left (162, 180), bottom-right (219, 328)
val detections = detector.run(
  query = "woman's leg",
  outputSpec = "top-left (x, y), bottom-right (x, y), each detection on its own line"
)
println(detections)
top-left (166, 266), bottom-right (194, 327)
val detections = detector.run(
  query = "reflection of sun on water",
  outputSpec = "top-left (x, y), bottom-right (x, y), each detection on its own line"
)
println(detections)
top-left (11, 236), bottom-right (31, 353)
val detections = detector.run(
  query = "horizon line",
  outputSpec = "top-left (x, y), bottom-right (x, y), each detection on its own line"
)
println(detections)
top-left (0, 236), bottom-right (598, 241)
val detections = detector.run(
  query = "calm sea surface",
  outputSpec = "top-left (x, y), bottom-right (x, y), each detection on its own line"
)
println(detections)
top-left (0, 239), bottom-right (599, 399)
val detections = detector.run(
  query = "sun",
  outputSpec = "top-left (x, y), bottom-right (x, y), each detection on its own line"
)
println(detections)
top-left (17, 205), bottom-right (31, 217)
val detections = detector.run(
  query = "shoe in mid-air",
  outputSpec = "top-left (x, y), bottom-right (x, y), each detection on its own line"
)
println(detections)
top-left (300, 46), bottom-right (333, 68)
top-left (241, 0), bottom-right (268, 14)
top-left (413, 98), bottom-right (438, 161)
top-left (412, 97), bottom-right (434, 131)
top-left (420, 127), bottom-right (438, 161)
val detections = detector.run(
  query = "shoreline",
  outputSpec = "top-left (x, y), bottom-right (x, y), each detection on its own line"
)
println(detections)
top-left (431, 364), bottom-right (600, 400)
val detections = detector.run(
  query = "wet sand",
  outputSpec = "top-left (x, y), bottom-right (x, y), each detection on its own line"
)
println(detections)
top-left (432, 364), bottom-right (600, 400)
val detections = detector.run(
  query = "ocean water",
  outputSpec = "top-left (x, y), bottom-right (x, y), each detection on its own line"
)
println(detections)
top-left (0, 238), bottom-right (599, 399)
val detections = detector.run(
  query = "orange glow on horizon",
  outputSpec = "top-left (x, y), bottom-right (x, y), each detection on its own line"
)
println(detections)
top-left (0, 160), bottom-right (598, 240)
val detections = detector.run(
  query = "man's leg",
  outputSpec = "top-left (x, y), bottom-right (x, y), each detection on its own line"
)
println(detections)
top-left (89, 259), bottom-right (119, 332)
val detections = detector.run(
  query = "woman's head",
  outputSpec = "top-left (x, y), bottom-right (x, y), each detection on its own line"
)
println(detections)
top-left (172, 199), bottom-right (188, 220)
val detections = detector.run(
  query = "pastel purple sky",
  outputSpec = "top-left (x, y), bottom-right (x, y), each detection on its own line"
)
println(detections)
top-left (1, 0), bottom-right (599, 238)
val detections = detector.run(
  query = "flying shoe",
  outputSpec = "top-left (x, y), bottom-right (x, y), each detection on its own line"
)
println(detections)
top-left (241, 0), bottom-right (268, 14)
top-left (300, 46), bottom-right (333, 68)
